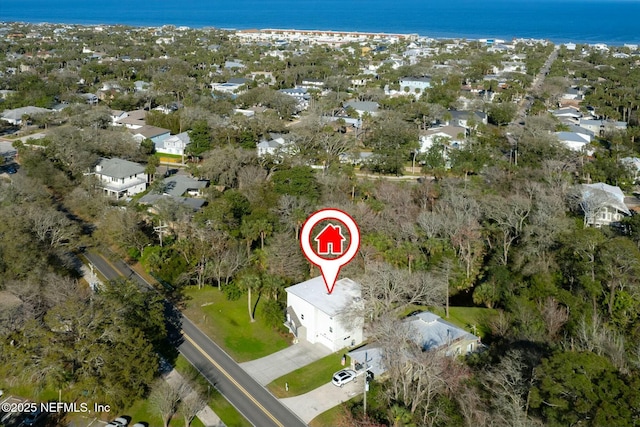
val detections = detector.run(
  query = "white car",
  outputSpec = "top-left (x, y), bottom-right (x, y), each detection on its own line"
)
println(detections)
top-left (331, 369), bottom-right (357, 387)
top-left (106, 417), bottom-right (129, 427)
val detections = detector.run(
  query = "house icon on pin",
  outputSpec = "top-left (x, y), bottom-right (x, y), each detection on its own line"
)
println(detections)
top-left (314, 224), bottom-right (346, 255)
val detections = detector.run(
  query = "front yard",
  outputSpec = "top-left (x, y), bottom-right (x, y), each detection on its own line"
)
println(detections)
top-left (181, 286), bottom-right (290, 362)
top-left (266, 352), bottom-right (347, 398)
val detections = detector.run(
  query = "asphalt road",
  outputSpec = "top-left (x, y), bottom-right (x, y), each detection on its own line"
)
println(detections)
top-left (513, 45), bottom-right (560, 124)
top-left (84, 251), bottom-right (307, 427)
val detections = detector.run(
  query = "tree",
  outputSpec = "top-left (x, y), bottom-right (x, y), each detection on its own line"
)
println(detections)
top-left (365, 111), bottom-right (418, 176)
top-left (235, 271), bottom-right (262, 322)
top-left (264, 232), bottom-right (308, 284)
top-left (482, 194), bottom-right (532, 266)
top-left (487, 102), bottom-right (516, 126)
top-left (186, 121), bottom-right (212, 157)
top-left (357, 261), bottom-right (446, 320)
top-left (145, 154), bottom-right (160, 180)
top-left (150, 379), bottom-right (183, 427)
top-left (597, 237), bottom-right (640, 317)
top-left (418, 189), bottom-right (483, 281)
top-left (240, 214), bottom-right (273, 254)
top-left (481, 351), bottom-right (536, 427)
top-left (179, 391), bottom-right (207, 427)
top-left (140, 138), bottom-right (155, 155)
top-left (271, 166), bottom-right (321, 202)
top-left (273, 194), bottom-right (312, 240)
top-left (530, 351), bottom-right (640, 427)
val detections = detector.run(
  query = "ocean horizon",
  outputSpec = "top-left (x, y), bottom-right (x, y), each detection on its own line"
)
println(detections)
top-left (3, 0), bottom-right (640, 45)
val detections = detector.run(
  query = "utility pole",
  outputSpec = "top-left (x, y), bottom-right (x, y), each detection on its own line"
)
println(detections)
top-left (154, 221), bottom-right (168, 247)
top-left (362, 352), bottom-right (372, 416)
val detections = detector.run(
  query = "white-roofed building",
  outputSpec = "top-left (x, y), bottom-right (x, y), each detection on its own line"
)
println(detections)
top-left (555, 131), bottom-right (593, 154)
top-left (285, 276), bottom-right (364, 352)
top-left (348, 311), bottom-right (480, 377)
top-left (581, 183), bottom-right (630, 227)
top-left (406, 312), bottom-right (479, 355)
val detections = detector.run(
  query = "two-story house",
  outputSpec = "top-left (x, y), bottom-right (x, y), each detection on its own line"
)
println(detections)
top-left (94, 158), bottom-right (148, 198)
top-left (580, 183), bottom-right (630, 227)
top-left (285, 276), bottom-right (364, 352)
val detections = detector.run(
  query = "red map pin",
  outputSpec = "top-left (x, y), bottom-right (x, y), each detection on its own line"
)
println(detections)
top-left (300, 208), bottom-right (360, 294)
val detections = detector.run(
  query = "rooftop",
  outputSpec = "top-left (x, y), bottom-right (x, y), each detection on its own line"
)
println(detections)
top-left (406, 311), bottom-right (477, 351)
top-left (285, 276), bottom-right (361, 317)
top-left (96, 158), bottom-right (145, 179)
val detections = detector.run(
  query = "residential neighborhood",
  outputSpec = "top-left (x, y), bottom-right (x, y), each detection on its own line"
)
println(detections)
top-left (1, 19), bottom-right (640, 427)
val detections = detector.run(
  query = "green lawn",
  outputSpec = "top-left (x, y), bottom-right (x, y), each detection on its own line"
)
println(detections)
top-left (309, 405), bottom-right (348, 427)
top-left (121, 398), bottom-right (205, 427)
top-left (174, 355), bottom-right (251, 427)
top-left (430, 306), bottom-right (497, 338)
top-left (266, 352), bottom-right (346, 398)
top-left (182, 286), bottom-right (290, 362)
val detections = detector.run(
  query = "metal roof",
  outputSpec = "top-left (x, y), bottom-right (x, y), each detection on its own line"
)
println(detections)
top-left (285, 276), bottom-right (361, 317)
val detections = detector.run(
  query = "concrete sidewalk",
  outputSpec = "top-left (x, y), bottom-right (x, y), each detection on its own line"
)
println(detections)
top-left (240, 340), bottom-right (332, 386)
top-left (280, 381), bottom-right (361, 423)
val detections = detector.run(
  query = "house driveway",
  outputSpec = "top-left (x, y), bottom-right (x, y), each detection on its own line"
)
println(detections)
top-left (280, 380), bottom-right (362, 423)
top-left (239, 340), bottom-right (332, 385)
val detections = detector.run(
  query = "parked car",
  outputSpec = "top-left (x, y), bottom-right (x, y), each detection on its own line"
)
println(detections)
top-left (106, 417), bottom-right (129, 427)
top-left (331, 369), bottom-right (357, 387)
top-left (23, 409), bottom-right (45, 426)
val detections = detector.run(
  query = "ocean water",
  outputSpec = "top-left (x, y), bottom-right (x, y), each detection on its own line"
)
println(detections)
top-left (2, 0), bottom-right (639, 45)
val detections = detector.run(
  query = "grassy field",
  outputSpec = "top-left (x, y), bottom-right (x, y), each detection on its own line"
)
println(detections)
top-left (174, 355), bottom-right (251, 427)
top-left (181, 286), bottom-right (290, 362)
top-left (266, 352), bottom-right (346, 398)
top-left (430, 306), bottom-right (497, 338)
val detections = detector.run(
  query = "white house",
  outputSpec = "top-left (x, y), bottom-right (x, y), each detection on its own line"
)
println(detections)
top-left (446, 110), bottom-right (487, 130)
top-left (343, 101), bottom-right (379, 117)
top-left (579, 119), bottom-right (627, 136)
top-left (347, 311), bottom-right (480, 377)
top-left (0, 106), bottom-right (52, 125)
top-left (94, 158), bottom-right (148, 199)
top-left (285, 276), bottom-right (364, 352)
top-left (552, 107), bottom-right (583, 121)
top-left (211, 80), bottom-right (246, 96)
top-left (278, 87), bottom-right (310, 111)
top-left (156, 131), bottom-right (190, 156)
top-left (555, 131), bottom-right (593, 154)
top-left (399, 76), bottom-right (432, 95)
top-left (580, 183), bottom-right (630, 227)
top-left (256, 133), bottom-right (294, 158)
top-left (419, 125), bottom-right (466, 153)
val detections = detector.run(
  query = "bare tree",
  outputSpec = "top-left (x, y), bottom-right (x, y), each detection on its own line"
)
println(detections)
top-left (272, 195), bottom-right (312, 240)
top-left (376, 315), bottom-right (466, 426)
top-left (149, 379), bottom-right (183, 427)
top-left (178, 391), bottom-right (207, 427)
top-left (357, 261), bottom-right (446, 321)
top-left (539, 297), bottom-right (569, 340)
top-left (264, 232), bottom-right (308, 283)
top-left (482, 194), bottom-right (531, 265)
top-left (418, 189), bottom-right (483, 280)
top-left (27, 206), bottom-right (80, 249)
top-left (481, 351), bottom-right (537, 427)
